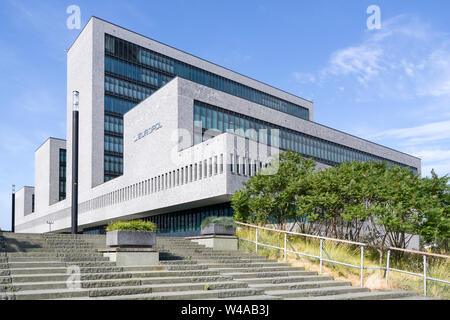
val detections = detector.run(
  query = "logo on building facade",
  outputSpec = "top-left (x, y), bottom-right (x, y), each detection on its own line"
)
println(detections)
top-left (133, 122), bottom-right (163, 142)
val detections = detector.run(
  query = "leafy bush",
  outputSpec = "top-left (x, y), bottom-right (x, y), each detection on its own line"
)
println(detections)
top-left (201, 216), bottom-right (236, 230)
top-left (106, 220), bottom-right (157, 232)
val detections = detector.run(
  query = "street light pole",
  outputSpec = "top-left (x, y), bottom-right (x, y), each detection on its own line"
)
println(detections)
top-left (71, 91), bottom-right (79, 234)
top-left (11, 184), bottom-right (15, 233)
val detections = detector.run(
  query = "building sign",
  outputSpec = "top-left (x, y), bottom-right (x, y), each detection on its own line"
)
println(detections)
top-left (133, 122), bottom-right (163, 142)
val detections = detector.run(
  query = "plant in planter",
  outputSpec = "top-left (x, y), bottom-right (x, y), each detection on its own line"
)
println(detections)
top-left (200, 216), bottom-right (236, 236)
top-left (106, 220), bottom-right (157, 248)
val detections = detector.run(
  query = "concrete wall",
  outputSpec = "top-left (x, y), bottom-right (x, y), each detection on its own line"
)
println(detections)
top-left (34, 138), bottom-right (66, 213)
top-left (14, 187), bottom-right (34, 218)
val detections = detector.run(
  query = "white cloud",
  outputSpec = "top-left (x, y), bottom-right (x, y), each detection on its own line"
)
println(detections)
top-left (292, 14), bottom-right (450, 177)
top-left (293, 72), bottom-right (316, 84)
top-left (368, 120), bottom-right (450, 144)
top-left (294, 15), bottom-right (450, 99)
top-left (324, 46), bottom-right (384, 84)
top-left (365, 121), bottom-right (450, 176)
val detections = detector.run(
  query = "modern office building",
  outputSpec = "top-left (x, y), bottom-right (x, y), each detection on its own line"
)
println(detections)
top-left (13, 17), bottom-right (421, 235)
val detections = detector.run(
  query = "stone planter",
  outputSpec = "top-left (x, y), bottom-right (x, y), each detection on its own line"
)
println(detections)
top-left (106, 230), bottom-right (156, 248)
top-left (201, 224), bottom-right (236, 236)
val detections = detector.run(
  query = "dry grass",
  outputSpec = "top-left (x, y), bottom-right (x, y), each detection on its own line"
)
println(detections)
top-left (237, 226), bottom-right (449, 299)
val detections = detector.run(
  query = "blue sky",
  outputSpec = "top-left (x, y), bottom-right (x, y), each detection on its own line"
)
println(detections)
top-left (1, 0), bottom-right (449, 230)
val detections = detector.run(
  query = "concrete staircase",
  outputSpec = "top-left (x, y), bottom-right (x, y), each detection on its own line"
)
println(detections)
top-left (0, 233), bottom-right (433, 300)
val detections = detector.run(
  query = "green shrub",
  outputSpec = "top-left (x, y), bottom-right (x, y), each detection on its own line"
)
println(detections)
top-left (106, 220), bottom-right (157, 232)
top-left (201, 216), bottom-right (236, 229)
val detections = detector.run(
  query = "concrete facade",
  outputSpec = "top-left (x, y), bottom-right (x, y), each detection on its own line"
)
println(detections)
top-left (34, 138), bottom-right (66, 212)
top-left (14, 186), bottom-right (34, 218)
top-left (13, 17), bottom-right (421, 235)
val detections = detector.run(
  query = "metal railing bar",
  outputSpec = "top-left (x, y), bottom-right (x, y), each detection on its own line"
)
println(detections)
top-left (388, 267), bottom-right (424, 278)
top-left (427, 277), bottom-right (450, 285)
top-left (257, 232), bottom-right (267, 245)
top-left (286, 249), bottom-right (320, 260)
top-left (236, 222), bottom-right (450, 259)
top-left (427, 264), bottom-right (433, 278)
top-left (322, 246), bottom-right (338, 269)
top-left (238, 233), bottom-right (449, 287)
top-left (286, 239), bottom-right (320, 260)
top-left (321, 258), bottom-right (360, 269)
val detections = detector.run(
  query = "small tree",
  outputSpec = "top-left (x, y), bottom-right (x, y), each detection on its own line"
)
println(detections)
top-left (417, 170), bottom-right (450, 253)
top-left (232, 150), bottom-right (315, 230)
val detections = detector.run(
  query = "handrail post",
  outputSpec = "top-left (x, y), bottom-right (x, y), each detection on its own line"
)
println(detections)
top-left (255, 227), bottom-right (258, 254)
top-left (423, 255), bottom-right (427, 296)
top-left (360, 246), bottom-right (364, 287)
top-left (319, 239), bottom-right (323, 274)
top-left (284, 232), bottom-right (287, 261)
top-left (386, 250), bottom-right (390, 287)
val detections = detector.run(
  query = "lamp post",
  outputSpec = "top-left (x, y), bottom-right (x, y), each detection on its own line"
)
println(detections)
top-left (11, 184), bottom-right (15, 233)
top-left (46, 221), bottom-right (54, 232)
top-left (71, 91), bottom-right (79, 234)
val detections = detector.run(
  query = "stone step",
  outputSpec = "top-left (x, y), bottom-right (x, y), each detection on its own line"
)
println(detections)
top-left (201, 295), bottom-right (283, 300)
top-left (1, 262), bottom-right (63, 269)
top-left (234, 275), bottom-right (332, 284)
top-left (4, 249), bottom-right (54, 253)
top-left (195, 258), bottom-right (276, 263)
top-left (9, 272), bottom-right (132, 283)
top-left (198, 262), bottom-right (290, 269)
top-left (159, 260), bottom-right (198, 265)
top-left (7, 278), bottom-right (246, 293)
top-left (121, 265), bottom-right (208, 272)
top-left (228, 270), bottom-right (318, 279)
top-left (6, 257), bottom-right (60, 262)
top-left (59, 287), bottom-right (266, 300)
top-left (59, 257), bottom-right (110, 262)
top-left (8, 266), bottom-right (124, 275)
top-left (11, 287), bottom-right (90, 300)
top-left (127, 270), bottom-right (222, 278)
top-left (248, 280), bottom-right (351, 291)
top-left (6, 252), bottom-right (58, 257)
top-left (270, 286), bottom-right (371, 298)
top-left (210, 266), bottom-right (305, 273)
top-left (294, 290), bottom-right (420, 300)
top-left (8, 270), bottom-right (223, 283)
top-left (12, 281), bottom-right (253, 300)
top-left (386, 295), bottom-right (440, 300)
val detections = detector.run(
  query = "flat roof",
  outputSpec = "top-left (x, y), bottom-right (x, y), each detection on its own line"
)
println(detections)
top-left (69, 16), bottom-right (314, 106)
top-left (35, 137), bottom-right (66, 152)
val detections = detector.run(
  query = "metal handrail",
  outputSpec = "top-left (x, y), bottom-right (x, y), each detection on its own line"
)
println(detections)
top-left (236, 221), bottom-right (450, 296)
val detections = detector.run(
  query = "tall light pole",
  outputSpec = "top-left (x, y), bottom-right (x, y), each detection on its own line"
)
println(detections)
top-left (71, 91), bottom-right (79, 234)
top-left (11, 184), bottom-right (15, 233)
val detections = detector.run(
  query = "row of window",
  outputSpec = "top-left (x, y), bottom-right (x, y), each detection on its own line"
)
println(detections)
top-left (105, 34), bottom-right (310, 120)
top-left (194, 101), bottom-right (417, 172)
top-left (80, 202), bottom-right (233, 235)
top-left (105, 75), bottom-right (154, 101)
top-left (81, 153), bottom-right (225, 214)
top-left (104, 115), bottom-right (124, 135)
top-left (104, 135), bottom-right (123, 154)
top-left (139, 47), bottom-right (175, 74)
top-left (105, 56), bottom-right (172, 88)
top-left (104, 155), bottom-right (123, 176)
top-left (59, 149), bottom-right (66, 201)
top-left (144, 203), bottom-right (233, 234)
top-left (59, 181), bottom-right (66, 201)
top-left (105, 95), bottom-right (137, 116)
